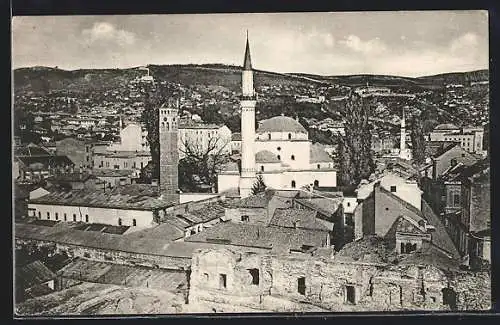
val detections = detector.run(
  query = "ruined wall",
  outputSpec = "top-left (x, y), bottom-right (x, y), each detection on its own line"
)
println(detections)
top-left (188, 248), bottom-right (491, 312)
top-left (15, 238), bottom-right (191, 271)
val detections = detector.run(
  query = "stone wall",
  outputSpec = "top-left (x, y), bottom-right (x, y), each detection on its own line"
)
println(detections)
top-left (189, 248), bottom-right (491, 312)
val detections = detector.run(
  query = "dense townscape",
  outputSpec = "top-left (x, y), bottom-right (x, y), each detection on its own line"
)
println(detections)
top-left (13, 31), bottom-right (490, 315)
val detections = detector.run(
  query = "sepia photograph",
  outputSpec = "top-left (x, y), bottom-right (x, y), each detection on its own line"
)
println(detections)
top-left (12, 10), bottom-right (491, 316)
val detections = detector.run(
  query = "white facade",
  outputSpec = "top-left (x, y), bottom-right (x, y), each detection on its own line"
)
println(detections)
top-left (356, 173), bottom-right (422, 210)
top-left (107, 123), bottom-right (149, 152)
top-left (217, 36), bottom-right (337, 197)
top-left (178, 124), bottom-right (232, 159)
top-left (429, 125), bottom-right (485, 155)
top-left (28, 203), bottom-right (155, 227)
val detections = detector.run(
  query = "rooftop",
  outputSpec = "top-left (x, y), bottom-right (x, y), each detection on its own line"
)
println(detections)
top-left (426, 141), bottom-right (460, 158)
top-left (92, 169), bottom-right (136, 178)
top-left (294, 197), bottom-right (342, 217)
top-left (17, 155), bottom-right (75, 168)
top-left (434, 123), bottom-right (460, 131)
top-left (269, 208), bottom-right (330, 231)
top-left (17, 260), bottom-right (57, 288)
top-left (29, 184), bottom-right (175, 211)
top-left (185, 221), bottom-right (328, 252)
top-left (46, 172), bottom-right (96, 183)
top-left (228, 190), bottom-right (276, 208)
top-left (257, 116), bottom-right (307, 134)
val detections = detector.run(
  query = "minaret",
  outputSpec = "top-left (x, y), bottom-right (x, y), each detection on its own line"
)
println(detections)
top-left (159, 100), bottom-right (179, 203)
top-left (400, 106), bottom-right (406, 154)
top-left (239, 32), bottom-right (257, 198)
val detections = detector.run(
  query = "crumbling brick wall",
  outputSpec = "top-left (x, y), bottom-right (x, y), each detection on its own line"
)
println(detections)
top-left (188, 248), bottom-right (491, 312)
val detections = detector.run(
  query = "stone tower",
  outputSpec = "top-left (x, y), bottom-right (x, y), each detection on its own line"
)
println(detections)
top-left (239, 32), bottom-right (257, 198)
top-left (159, 101), bottom-right (179, 203)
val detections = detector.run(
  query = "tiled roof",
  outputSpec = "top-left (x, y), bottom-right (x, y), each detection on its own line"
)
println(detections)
top-left (269, 208), bottom-right (330, 231)
top-left (95, 151), bottom-right (151, 158)
top-left (255, 150), bottom-right (280, 163)
top-left (294, 197), bottom-right (342, 217)
top-left (257, 116), bottom-right (307, 134)
top-left (426, 141), bottom-right (459, 158)
top-left (92, 169), bottom-right (136, 177)
top-left (185, 221), bottom-right (328, 251)
top-left (231, 133), bottom-right (242, 141)
top-left (434, 123), bottom-right (460, 131)
top-left (18, 260), bottom-right (56, 288)
top-left (310, 143), bottom-right (333, 163)
top-left (46, 172), bottom-right (96, 183)
top-left (17, 155), bottom-right (75, 168)
top-left (228, 190), bottom-right (275, 208)
top-left (28, 184), bottom-right (175, 210)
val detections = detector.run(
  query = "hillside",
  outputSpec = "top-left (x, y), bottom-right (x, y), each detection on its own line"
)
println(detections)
top-left (14, 64), bottom-right (488, 95)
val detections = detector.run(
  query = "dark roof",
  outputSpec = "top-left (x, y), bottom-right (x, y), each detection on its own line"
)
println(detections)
top-left (46, 172), bottom-right (96, 183)
top-left (458, 157), bottom-right (490, 181)
top-left (17, 155), bottom-right (75, 168)
top-left (269, 208), bottom-right (330, 231)
top-left (294, 197), bottom-right (342, 217)
top-left (18, 260), bottom-right (56, 288)
top-left (434, 123), bottom-right (460, 131)
top-left (426, 141), bottom-right (460, 158)
top-left (378, 185), bottom-right (424, 222)
top-left (29, 184), bottom-right (174, 210)
top-left (229, 190), bottom-right (276, 208)
top-left (92, 169), bottom-right (136, 177)
top-left (15, 144), bottom-right (52, 157)
top-left (231, 133), bottom-right (242, 141)
top-left (185, 222), bottom-right (328, 251)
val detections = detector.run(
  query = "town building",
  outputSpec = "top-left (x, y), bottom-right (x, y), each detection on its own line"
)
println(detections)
top-left (217, 35), bottom-right (336, 198)
top-left (428, 124), bottom-right (486, 156)
top-left (107, 122), bottom-right (150, 152)
top-left (55, 137), bottom-right (93, 169)
top-left (178, 122), bottom-right (232, 159)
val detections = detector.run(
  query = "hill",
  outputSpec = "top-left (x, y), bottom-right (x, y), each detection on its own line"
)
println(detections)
top-left (14, 64), bottom-right (488, 96)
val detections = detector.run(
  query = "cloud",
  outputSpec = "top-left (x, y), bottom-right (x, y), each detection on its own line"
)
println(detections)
top-left (81, 22), bottom-right (136, 47)
top-left (339, 35), bottom-right (387, 55)
top-left (450, 32), bottom-right (479, 53)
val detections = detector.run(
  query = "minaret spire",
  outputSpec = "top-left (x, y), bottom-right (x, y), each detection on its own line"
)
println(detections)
top-left (243, 31), bottom-right (252, 70)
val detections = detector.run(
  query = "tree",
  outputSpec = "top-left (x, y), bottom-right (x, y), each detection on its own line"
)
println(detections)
top-left (251, 175), bottom-right (267, 195)
top-left (178, 135), bottom-right (230, 192)
top-left (410, 113), bottom-right (428, 165)
top-left (336, 92), bottom-right (375, 186)
top-left (140, 82), bottom-right (177, 181)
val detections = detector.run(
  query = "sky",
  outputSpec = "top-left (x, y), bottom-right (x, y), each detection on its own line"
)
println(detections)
top-left (12, 11), bottom-right (489, 77)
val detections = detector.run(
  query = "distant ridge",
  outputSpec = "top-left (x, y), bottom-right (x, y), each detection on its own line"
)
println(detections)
top-left (13, 64), bottom-right (488, 95)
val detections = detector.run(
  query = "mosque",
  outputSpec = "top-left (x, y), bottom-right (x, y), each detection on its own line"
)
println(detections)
top-left (217, 35), bottom-right (337, 198)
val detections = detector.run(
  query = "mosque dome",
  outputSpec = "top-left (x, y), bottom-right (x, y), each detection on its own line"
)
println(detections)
top-left (257, 116), bottom-right (307, 134)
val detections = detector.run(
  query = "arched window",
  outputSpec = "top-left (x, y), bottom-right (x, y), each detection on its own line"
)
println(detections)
top-left (133, 219), bottom-right (137, 226)
top-left (47, 212), bottom-right (50, 219)
top-left (277, 155), bottom-right (281, 160)
top-left (288, 133), bottom-right (292, 140)
top-left (291, 155), bottom-right (295, 160)
top-left (118, 218), bottom-right (122, 226)
top-left (268, 133), bottom-right (271, 140)
top-left (314, 180), bottom-right (319, 187)
top-left (73, 214), bottom-right (77, 222)
top-left (277, 147), bottom-right (281, 151)
top-left (317, 164), bottom-right (320, 169)
top-left (38, 212), bottom-right (41, 219)
top-left (85, 215), bottom-right (89, 222)
top-left (261, 165), bottom-right (264, 172)
top-left (291, 180), bottom-right (296, 188)
top-left (64, 213), bottom-right (67, 221)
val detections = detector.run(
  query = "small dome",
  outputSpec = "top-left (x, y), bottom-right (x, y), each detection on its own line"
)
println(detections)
top-left (255, 150), bottom-right (280, 163)
top-left (257, 116), bottom-right (307, 134)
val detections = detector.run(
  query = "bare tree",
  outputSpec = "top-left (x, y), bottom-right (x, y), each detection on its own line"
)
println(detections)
top-left (178, 135), bottom-right (230, 192)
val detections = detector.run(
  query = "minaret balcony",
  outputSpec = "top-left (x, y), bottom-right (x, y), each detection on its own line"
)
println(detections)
top-left (240, 95), bottom-right (257, 101)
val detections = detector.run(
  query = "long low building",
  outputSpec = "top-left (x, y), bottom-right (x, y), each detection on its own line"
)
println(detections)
top-left (27, 184), bottom-right (176, 227)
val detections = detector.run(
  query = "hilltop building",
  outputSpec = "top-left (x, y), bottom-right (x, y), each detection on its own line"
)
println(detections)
top-left (217, 35), bottom-right (337, 198)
